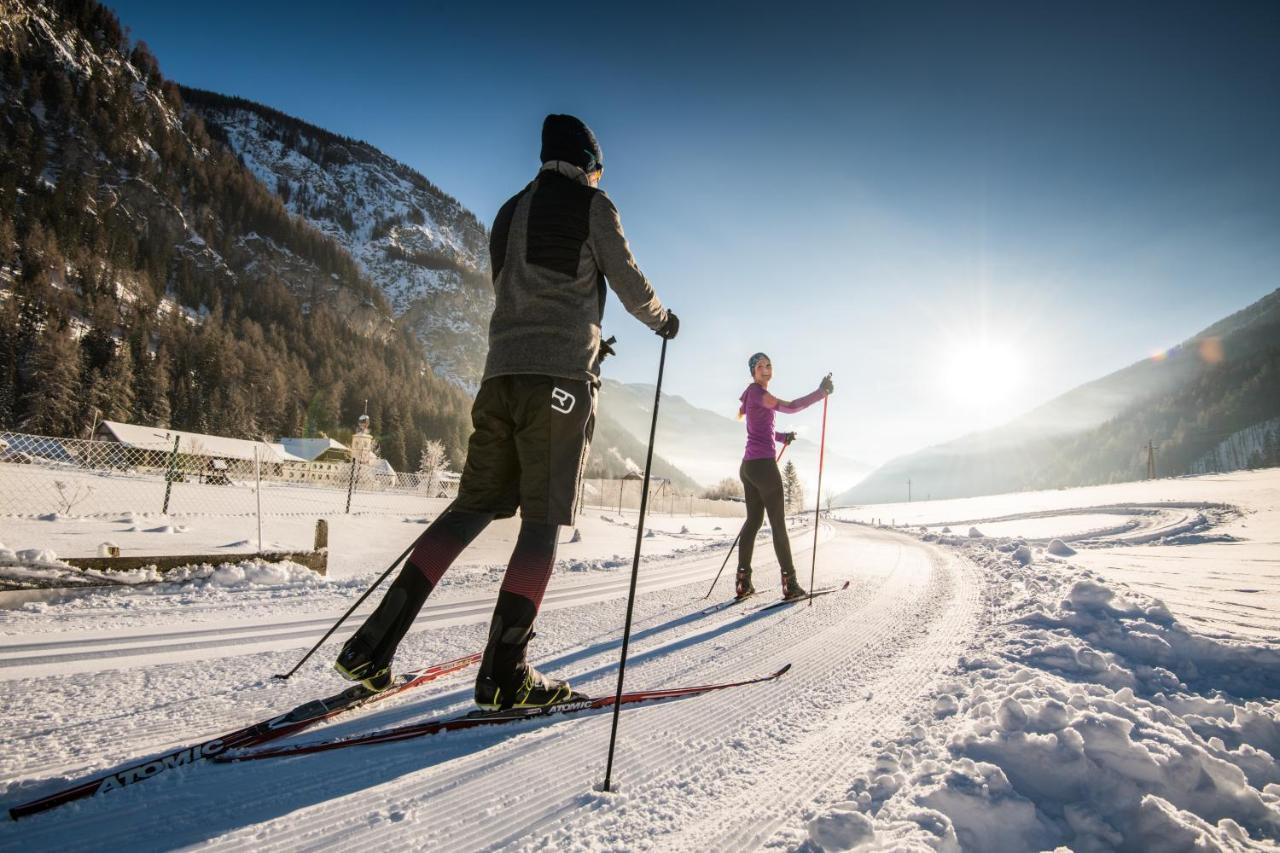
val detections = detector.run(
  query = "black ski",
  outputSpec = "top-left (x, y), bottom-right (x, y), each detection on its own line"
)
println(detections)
top-left (217, 663), bottom-right (793, 763)
top-left (699, 591), bottom-right (758, 616)
top-left (754, 580), bottom-right (851, 613)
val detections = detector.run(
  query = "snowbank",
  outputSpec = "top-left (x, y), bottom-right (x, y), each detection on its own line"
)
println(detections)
top-left (1047, 538), bottom-right (1075, 556)
top-left (0, 543), bottom-right (68, 569)
top-left (806, 532), bottom-right (1280, 851)
top-left (151, 559), bottom-right (325, 589)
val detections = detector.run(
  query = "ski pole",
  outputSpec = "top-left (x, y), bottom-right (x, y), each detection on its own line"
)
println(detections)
top-left (272, 539), bottom-right (416, 680)
top-left (603, 336), bottom-right (668, 792)
top-left (702, 441), bottom-right (789, 599)
top-left (808, 382), bottom-right (830, 607)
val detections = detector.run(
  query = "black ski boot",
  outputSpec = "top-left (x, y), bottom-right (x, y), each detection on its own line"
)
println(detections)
top-left (335, 565), bottom-right (432, 692)
top-left (474, 591), bottom-right (580, 710)
top-left (735, 566), bottom-right (756, 599)
top-left (781, 570), bottom-right (807, 601)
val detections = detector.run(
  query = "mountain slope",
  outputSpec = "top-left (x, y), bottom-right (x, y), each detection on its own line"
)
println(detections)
top-left (841, 288), bottom-right (1280, 504)
top-left (181, 88), bottom-right (703, 487)
top-left (0, 0), bottom-right (475, 467)
top-left (182, 88), bottom-right (493, 390)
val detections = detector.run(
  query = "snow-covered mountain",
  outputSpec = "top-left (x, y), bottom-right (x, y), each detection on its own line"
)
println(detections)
top-left (0, 0), bottom-right (480, 461)
top-left (182, 91), bottom-right (708, 487)
top-left (184, 89), bottom-right (493, 390)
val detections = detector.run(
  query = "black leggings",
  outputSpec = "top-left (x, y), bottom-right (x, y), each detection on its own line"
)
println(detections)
top-left (737, 458), bottom-right (794, 575)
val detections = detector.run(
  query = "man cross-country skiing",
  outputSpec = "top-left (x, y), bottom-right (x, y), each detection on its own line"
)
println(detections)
top-left (735, 353), bottom-right (832, 600)
top-left (336, 114), bottom-right (679, 708)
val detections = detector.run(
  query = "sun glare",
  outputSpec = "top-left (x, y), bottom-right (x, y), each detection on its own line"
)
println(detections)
top-left (941, 339), bottom-right (1026, 405)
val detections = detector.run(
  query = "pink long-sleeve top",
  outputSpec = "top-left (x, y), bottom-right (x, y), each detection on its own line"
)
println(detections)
top-left (738, 383), bottom-right (825, 461)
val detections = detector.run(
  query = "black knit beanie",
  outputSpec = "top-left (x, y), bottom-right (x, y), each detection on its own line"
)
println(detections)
top-left (540, 114), bottom-right (603, 173)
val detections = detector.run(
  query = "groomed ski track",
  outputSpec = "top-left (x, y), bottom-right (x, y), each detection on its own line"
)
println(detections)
top-left (2, 522), bottom-right (983, 850)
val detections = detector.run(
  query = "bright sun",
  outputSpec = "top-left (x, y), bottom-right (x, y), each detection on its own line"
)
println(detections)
top-left (941, 339), bottom-right (1026, 405)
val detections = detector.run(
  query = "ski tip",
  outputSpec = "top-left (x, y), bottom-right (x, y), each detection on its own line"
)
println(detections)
top-left (775, 663), bottom-right (793, 677)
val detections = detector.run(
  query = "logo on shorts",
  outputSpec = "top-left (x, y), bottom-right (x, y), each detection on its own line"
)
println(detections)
top-left (551, 387), bottom-right (576, 414)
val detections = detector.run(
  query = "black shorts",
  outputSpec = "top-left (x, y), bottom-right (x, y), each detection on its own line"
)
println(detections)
top-left (453, 375), bottom-right (596, 526)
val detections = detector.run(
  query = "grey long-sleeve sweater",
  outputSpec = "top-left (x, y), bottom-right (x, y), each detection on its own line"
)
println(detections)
top-left (482, 162), bottom-right (669, 384)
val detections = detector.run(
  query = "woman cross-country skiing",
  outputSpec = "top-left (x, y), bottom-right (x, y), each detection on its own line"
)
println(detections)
top-left (735, 353), bottom-right (833, 600)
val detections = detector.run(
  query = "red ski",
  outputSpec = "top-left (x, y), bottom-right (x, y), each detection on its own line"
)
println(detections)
top-left (217, 663), bottom-right (793, 763)
top-left (8, 652), bottom-right (480, 820)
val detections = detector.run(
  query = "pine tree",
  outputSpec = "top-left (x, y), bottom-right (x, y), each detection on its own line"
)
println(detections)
top-left (782, 461), bottom-right (804, 514)
top-left (132, 347), bottom-right (171, 428)
top-left (0, 213), bottom-right (16, 264)
top-left (0, 298), bottom-right (17, 428)
top-left (381, 413), bottom-right (407, 473)
top-left (19, 325), bottom-right (83, 437)
top-left (99, 342), bottom-right (135, 422)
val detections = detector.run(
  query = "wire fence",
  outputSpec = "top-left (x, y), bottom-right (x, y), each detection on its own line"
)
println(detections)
top-left (0, 430), bottom-right (456, 521)
top-left (0, 431), bottom-right (745, 556)
top-left (577, 477), bottom-right (745, 519)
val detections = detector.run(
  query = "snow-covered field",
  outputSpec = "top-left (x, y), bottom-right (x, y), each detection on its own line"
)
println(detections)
top-left (837, 469), bottom-right (1280, 643)
top-left (1, 470), bottom-right (1278, 850)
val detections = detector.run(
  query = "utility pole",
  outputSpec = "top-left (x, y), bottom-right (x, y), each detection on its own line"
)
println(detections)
top-left (907, 477), bottom-right (912, 503)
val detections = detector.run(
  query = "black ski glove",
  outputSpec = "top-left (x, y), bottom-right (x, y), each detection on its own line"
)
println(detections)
top-left (598, 335), bottom-right (617, 363)
top-left (781, 431), bottom-right (797, 446)
top-left (656, 311), bottom-right (680, 340)
top-left (591, 335), bottom-right (618, 372)
top-left (819, 374), bottom-right (834, 395)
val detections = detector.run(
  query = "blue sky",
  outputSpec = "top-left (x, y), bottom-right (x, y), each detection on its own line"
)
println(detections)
top-left (110, 0), bottom-right (1280, 466)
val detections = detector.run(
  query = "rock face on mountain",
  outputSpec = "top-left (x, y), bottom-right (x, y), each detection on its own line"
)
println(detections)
top-left (184, 88), bottom-right (493, 390)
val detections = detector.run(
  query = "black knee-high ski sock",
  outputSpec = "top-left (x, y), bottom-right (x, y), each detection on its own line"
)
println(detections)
top-left (478, 521), bottom-right (560, 687)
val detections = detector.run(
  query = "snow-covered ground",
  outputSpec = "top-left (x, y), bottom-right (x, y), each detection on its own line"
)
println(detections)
top-left (837, 469), bottom-right (1280, 643)
top-left (1, 471), bottom-right (1278, 850)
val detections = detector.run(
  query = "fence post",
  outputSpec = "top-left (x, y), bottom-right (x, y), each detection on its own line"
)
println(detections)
top-left (346, 458), bottom-right (358, 514)
top-left (255, 445), bottom-right (263, 552)
top-left (161, 435), bottom-right (181, 514)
